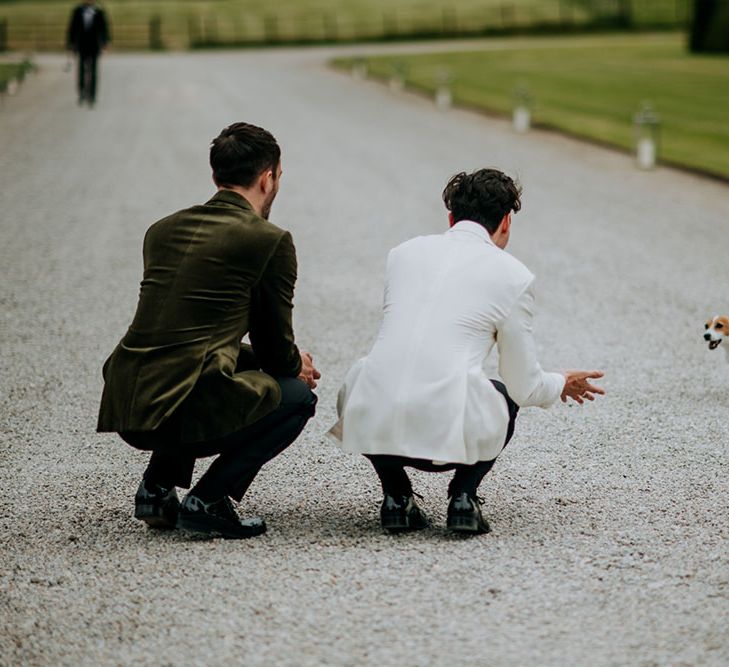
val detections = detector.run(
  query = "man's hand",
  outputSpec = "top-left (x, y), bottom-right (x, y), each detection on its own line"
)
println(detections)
top-left (298, 350), bottom-right (321, 390)
top-left (561, 370), bottom-right (605, 405)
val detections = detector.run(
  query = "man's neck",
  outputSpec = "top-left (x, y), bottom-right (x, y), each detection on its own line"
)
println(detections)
top-left (217, 186), bottom-right (260, 215)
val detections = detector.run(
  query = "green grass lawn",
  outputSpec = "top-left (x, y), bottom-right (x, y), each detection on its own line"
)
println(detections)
top-left (0, 61), bottom-right (33, 90)
top-left (1, 1), bottom-right (687, 50)
top-left (334, 33), bottom-right (729, 180)
top-left (0, 62), bottom-right (21, 82)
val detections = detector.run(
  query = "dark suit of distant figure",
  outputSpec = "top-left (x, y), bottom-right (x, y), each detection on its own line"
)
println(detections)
top-left (66, 2), bottom-right (110, 105)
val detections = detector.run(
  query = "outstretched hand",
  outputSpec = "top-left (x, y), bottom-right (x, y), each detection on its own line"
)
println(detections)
top-left (298, 350), bottom-right (321, 390)
top-left (561, 370), bottom-right (605, 405)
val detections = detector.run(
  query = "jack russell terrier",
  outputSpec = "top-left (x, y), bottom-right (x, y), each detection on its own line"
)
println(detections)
top-left (704, 316), bottom-right (729, 360)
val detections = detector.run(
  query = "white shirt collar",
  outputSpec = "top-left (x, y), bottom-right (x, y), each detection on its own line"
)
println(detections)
top-left (447, 220), bottom-right (496, 246)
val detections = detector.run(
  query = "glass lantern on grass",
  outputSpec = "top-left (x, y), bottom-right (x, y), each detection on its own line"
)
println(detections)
top-left (351, 58), bottom-right (368, 81)
top-left (633, 103), bottom-right (661, 170)
top-left (512, 84), bottom-right (533, 133)
top-left (435, 67), bottom-right (453, 110)
top-left (389, 62), bottom-right (407, 93)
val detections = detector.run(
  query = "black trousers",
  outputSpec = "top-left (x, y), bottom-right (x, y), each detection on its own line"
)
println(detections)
top-left (77, 53), bottom-right (98, 102)
top-left (367, 380), bottom-right (519, 498)
top-left (121, 378), bottom-right (317, 502)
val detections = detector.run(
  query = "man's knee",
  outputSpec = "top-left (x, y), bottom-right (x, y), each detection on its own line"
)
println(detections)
top-left (277, 377), bottom-right (317, 417)
top-left (119, 431), bottom-right (153, 451)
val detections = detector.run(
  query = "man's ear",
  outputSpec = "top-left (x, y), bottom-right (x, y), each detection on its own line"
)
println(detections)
top-left (499, 212), bottom-right (511, 235)
top-left (448, 212), bottom-right (455, 227)
top-left (260, 169), bottom-right (274, 194)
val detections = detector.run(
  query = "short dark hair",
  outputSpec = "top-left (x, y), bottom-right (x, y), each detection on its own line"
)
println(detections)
top-left (442, 169), bottom-right (522, 234)
top-left (210, 122), bottom-right (281, 189)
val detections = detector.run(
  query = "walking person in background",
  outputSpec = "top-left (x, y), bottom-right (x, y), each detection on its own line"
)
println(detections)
top-left (66, 0), bottom-right (110, 106)
top-left (98, 122), bottom-right (320, 539)
top-left (330, 169), bottom-right (604, 535)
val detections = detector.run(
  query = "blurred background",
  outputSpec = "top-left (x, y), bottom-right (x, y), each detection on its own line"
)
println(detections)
top-left (1, 1), bottom-right (727, 178)
top-left (0, 0), bottom-right (714, 50)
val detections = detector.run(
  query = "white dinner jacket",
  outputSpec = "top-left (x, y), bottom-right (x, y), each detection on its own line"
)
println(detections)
top-left (330, 220), bottom-right (565, 464)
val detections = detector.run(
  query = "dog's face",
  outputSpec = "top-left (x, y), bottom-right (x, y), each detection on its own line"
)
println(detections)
top-left (704, 315), bottom-right (729, 350)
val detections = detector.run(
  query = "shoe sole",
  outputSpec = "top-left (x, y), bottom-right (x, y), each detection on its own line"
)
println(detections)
top-left (381, 515), bottom-right (429, 533)
top-left (135, 504), bottom-right (177, 530)
top-left (447, 515), bottom-right (491, 534)
top-left (177, 516), bottom-right (266, 540)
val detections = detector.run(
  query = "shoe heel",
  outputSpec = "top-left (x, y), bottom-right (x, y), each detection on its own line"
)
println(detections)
top-left (447, 515), bottom-right (479, 533)
top-left (135, 503), bottom-right (158, 519)
top-left (141, 515), bottom-right (174, 529)
top-left (381, 516), bottom-right (410, 531)
top-left (135, 504), bottom-right (176, 529)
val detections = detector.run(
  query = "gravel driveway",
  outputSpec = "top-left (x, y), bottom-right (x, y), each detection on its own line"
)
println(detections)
top-left (1, 45), bottom-right (728, 666)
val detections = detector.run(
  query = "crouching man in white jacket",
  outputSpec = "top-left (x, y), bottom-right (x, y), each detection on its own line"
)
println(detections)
top-left (329, 169), bottom-right (604, 534)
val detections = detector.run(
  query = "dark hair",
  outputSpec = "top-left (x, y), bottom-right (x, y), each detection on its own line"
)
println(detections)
top-left (210, 122), bottom-right (281, 189)
top-left (442, 169), bottom-right (522, 234)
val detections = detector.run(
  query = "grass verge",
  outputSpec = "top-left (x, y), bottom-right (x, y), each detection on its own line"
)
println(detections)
top-left (333, 33), bottom-right (729, 181)
top-left (0, 63), bottom-right (22, 85)
top-left (0, 60), bottom-right (34, 92)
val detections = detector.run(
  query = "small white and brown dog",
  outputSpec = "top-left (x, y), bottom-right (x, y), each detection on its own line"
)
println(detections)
top-left (704, 315), bottom-right (729, 360)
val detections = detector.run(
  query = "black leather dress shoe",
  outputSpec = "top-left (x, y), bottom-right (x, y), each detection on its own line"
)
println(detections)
top-left (447, 492), bottom-right (491, 534)
top-left (177, 494), bottom-right (267, 539)
top-left (380, 494), bottom-right (429, 532)
top-left (134, 480), bottom-right (180, 530)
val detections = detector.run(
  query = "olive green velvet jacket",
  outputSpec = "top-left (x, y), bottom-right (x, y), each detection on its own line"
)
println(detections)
top-left (97, 190), bottom-right (302, 443)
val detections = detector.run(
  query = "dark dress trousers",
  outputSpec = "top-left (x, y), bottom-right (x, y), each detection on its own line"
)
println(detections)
top-left (98, 190), bottom-right (304, 443)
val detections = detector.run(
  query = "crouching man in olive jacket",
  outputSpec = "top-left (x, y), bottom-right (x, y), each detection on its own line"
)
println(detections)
top-left (98, 122), bottom-right (320, 539)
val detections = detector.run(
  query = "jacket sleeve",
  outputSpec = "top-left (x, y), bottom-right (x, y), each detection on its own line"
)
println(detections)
top-left (235, 343), bottom-right (259, 372)
top-left (99, 10), bottom-right (110, 46)
top-left (66, 8), bottom-right (79, 50)
top-left (496, 280), bottom-right (565, 408)
top-left (249, 231), bottom-right (302, 378)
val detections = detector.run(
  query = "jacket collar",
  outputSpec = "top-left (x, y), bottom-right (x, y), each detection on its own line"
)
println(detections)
top-left (447, 220), bottom-right (496, 246)
top-left (207, 189), bottom-right (255, 212)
